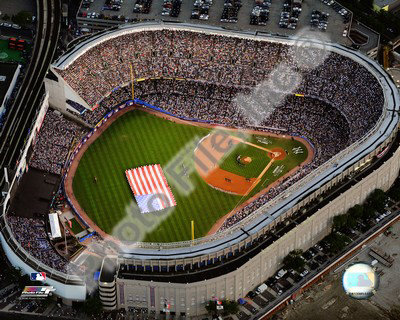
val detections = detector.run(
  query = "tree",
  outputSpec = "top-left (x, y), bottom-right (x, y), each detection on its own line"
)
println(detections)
top-left (282, 249), bottom-right (305, 272)
top-left (325, 233), bottom-right (350, 253)
top-left (205, 299), bottom-right (239, 316)
top-left (222, 300), bottom-right (239, 316)
top-left (205, 301), bottom-right (217, 314)
top-left (332, 214), bottom-right (347, 230)
top-left (2, 14), bottom-right (10, 21)
top-left (348, 204), bottom-right (363, 220)
top-left (346, 215), bottom-right (357, 228)
top-left (388, 187), bottom-right (400, 202)
top-left (82, 292), bottom-right (103, 316)
top-left (362, 205), bottom-right (376, 220)
top-left (366, 189), bottom-right (386, 212)
top-left (360, 0), bottom-right (374, 11)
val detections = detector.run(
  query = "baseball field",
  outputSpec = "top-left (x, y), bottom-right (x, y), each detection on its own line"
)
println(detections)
top-left (71, 109), bottom-right (310, 243)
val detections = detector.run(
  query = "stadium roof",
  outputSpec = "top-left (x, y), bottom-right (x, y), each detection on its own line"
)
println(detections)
top-left (100, 257), bottom-right (118, 283)
top-left (53, 22), bottom-right (400, 260)
top-left (49, 213), bottom-right (61, 239)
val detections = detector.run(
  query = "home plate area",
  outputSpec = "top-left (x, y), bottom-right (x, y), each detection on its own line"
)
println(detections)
top-left (125, 164), bottom-right (176, 213)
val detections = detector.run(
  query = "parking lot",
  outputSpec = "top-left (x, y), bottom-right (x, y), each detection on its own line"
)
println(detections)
top-left (77, 0), bottom-right (353, 45)
top-left (278, 219), bottom-right (400, 320)
top-left (231, 200), bottom-right (399, 320)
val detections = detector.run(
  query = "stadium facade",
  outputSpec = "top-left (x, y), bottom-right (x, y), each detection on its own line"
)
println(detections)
top-left (1, 22), bottom-right (399, 315)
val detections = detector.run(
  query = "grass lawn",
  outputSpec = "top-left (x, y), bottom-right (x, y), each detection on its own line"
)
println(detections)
top-left (0, 40), bottom-right (24, 63)
top-left (250, 135), bottom-right (308, 186)
top-left (218, 142), bottom-right (270, 179)
top-left (72, 110), bottom-right (308, 243)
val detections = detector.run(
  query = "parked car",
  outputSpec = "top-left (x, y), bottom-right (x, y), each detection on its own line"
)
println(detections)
top-left (299, 269), bottom-right (309, 277)
top-left (314, 244), bottom-right (323, 251)
top-left (265, 277), bottom-right (277, 287)
top-left (275, 269), bottom-right (287, 280)
top-left (256, 283), bottom-right (268, 294)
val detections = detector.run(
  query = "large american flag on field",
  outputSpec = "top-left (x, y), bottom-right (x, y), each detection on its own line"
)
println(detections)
top-left (125, 164), bottom-right (177, 213)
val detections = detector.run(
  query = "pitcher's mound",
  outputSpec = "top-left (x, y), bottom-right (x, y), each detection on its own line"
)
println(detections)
top-left (237, 155), bottom-right (252, 165)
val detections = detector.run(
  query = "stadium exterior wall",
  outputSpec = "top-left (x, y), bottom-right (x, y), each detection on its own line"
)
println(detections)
top-left (109, 141), bottom-right (400, 315)
top-left (51, 22), bottom-right (400, 257)
top-left (0, 93), bottom-right (87, 302)
top-left (0, 231), bottom-right (87, 302)
top-left (8, 21), bottom-right (397, 312)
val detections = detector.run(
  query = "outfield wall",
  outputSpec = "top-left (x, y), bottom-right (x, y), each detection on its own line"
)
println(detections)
top-left (20, 22), bottom-right (400, 312)
top-left (51, 22), bottom-right (400, 257)
top-left (111, 140), bottom-right (400, 315)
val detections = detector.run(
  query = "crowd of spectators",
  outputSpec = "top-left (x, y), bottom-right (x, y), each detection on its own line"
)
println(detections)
top-left (7, 215), bottom-right (79, 274)
top-left (52, 29), bottom-right (385, 230)
top-left (29, 109), bottom-right (82, 175)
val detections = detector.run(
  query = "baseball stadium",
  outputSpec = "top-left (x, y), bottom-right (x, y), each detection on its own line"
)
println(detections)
top-left (68, 107), bottom-right (312, 243)
top-left (1, 21), bottom-right (399, 316)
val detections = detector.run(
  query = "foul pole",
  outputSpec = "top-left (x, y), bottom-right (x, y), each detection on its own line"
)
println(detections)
top-left (191, 220), bottom-right (195, 241)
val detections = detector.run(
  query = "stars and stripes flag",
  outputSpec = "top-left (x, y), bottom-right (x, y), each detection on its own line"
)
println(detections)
top-left (125, 164), bottom-right (177, 213)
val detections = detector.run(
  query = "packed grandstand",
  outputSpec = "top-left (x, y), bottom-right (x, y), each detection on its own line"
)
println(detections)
top-left (56, 29), bottom-right (384, 230)
top-left (4, 25), bottom-right (391, 273)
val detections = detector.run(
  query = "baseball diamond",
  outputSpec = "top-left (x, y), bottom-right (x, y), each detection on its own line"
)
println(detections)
top-left (69, 108), bottom-right (311, 243)
top-left (1, 20), bottom-right (399, 317)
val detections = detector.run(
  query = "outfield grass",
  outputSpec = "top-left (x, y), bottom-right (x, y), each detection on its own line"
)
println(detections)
top-left (73, 110), bottom-right (308, 242)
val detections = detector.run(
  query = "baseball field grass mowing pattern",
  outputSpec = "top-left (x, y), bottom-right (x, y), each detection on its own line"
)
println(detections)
top-left (72, 110), bottom-right (308, 242)
top-left (218, 142), bottom-right (270, 179)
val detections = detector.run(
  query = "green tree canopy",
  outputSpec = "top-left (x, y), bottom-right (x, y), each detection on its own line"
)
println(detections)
top-left (205, 300), bottom-right (217, 314)
top-left (282, 249), bottom-right (305, 272)
top-left (346, 215), bottom-right (357, 228)
top-left (332, 214), bottom-right (347, 230)
top-left (363, 205), bottom-right (376, 220)
top-left (388, 187), bottom-right (400, 202)
top-left (222, 300), bottom-right (239, 315)
top-left (9, 266), bottom-right (33, 290)
top-left (82, 292), bottom-right (103, 316)
top-left (348, 204), bottom-right (363, 220)
top-left (366, 189), bottom-right (387, 212)
top-left (360, 0), bottom-right (374, 11)
top-left (325, 233), bottom-right (350, 253)
top-left (205, 299), bottom-right (239, 315)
